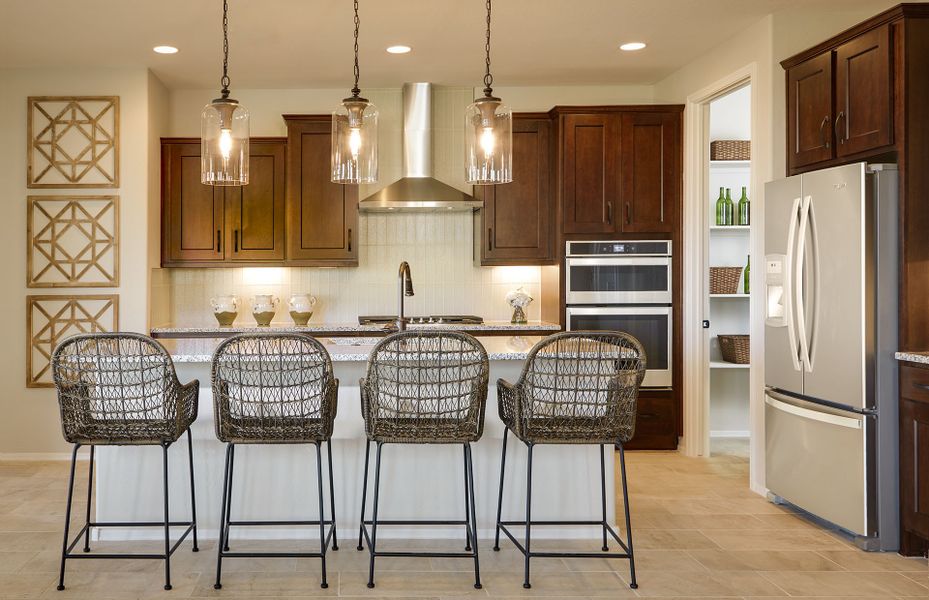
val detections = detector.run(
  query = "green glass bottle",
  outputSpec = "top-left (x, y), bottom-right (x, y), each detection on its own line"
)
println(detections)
top-left (715, 187), bottom-right (727, 226)
top-left (743, 255), bottom-right (750, 294)
top-left (725, 188), bottom-right (735, 225)
top-left (738, 186), bottom-right (750, 226)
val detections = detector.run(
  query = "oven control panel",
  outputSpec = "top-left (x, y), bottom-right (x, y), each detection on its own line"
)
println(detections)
top-left (566, 240), bottom-right (671, 257)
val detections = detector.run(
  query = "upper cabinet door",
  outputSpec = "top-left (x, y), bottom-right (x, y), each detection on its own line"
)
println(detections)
top-left (835, 24), bottom-right (893, 157)
top-left (225, 140), bottom-right (286, 261)
top-left (620, 111), bottom-right (680, 233)
top-left (561, 113), bottom-right (619, 234)
top-left (284, 116), bottom-right (359, 265)
top-left (787, 52), bottom-right (835, 171)
top-left (476, 116), bottom-right (553, 265)
top-left (163, 142), bottom-right (224, 264)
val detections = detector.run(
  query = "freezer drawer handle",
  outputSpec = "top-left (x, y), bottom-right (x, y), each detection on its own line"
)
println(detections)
top-left (765, 395), bottom-right (862, 429)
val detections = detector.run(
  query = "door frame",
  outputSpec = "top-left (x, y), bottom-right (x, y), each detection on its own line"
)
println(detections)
top-left (681, 63), bottom-right (767, 494)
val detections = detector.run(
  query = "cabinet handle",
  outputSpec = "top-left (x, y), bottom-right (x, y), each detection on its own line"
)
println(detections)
top-left (234, 230), bottom-right (239, 253)
top-left (488, 227), bottom-right (493, 251)
top-left (347, 228), bottom-right (352, 252)
top-left (835, 111), bottom-right (846, 144)
top-left (819, 115), bottom-right (831, 149)
top-left (625, 202), bottom-right (631, 225)
top-left (216, 229), bottom-right (221, 252)
top-left (607, 201), bottom-right (613, 224)
top-left (913, 383), bottom-right (929, 392)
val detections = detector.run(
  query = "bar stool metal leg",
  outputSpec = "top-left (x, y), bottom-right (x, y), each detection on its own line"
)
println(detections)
top-left (187, 428), bottom-right (199, 552)
top-left (214, 443), bottom-right (232, 590)
top-left (618, 443), bottom-right (637, 589)
top-left (600, 444), bottom-right (609, 552)
top-left (523, 442), bottom-right (534, 589)
top-left (57, 443), bottom-right (80, 591)
top-left (161, 442), bottom-right (172, 591)
top-left (366, 441), bottom-right (383, 589)
top-left (223, 444), bottom-right (235, 552)
top-left (315, 443), bottom-right (329, 589)
top-left (465, 443), bottom-right (482, 589)
top-left (327, 441), bottom-right (338, 551)
top-left (357, 439), bottom-right (371, 551)
top-left (463, 446), bottom-right (472, 552)
top-left (82, 445), bottom-right (94, 553)
top-left (493, 428), bottom-right (508, 551)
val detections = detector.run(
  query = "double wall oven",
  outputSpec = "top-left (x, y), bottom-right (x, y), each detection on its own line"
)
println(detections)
top-left (565, 240), bottom-right (672, 388)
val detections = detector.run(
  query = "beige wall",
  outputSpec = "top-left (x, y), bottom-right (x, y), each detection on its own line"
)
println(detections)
top-left (0, 68), bottom-right (163, 455)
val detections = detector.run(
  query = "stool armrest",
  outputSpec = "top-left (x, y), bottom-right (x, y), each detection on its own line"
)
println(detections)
top-left (497, 378), bottom-right (524, 437)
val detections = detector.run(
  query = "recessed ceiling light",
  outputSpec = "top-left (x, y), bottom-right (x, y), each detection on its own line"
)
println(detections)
top-left (153, 45), bottom-right (178, 54)
top-left (386, 45), bottom-right (412, 54)
top-left (619, 42), bottom-right (646, 51)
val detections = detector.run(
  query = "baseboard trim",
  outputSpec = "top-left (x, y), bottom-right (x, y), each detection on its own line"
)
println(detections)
top-left (0, 452), bottom-right (84, 461)
top-left (709, 430), bottom-right (750, 439)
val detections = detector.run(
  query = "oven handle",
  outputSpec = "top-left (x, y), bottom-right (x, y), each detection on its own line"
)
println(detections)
top-left (565, 257), bottom-right (672, 267)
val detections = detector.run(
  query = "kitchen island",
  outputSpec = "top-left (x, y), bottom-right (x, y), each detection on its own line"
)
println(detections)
top-left (95, 327), bottom-right (621, 543)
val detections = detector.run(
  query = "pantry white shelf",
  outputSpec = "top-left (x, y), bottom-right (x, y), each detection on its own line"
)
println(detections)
top-left (710, 293), bottom-right (749, 298)
top-left (710, 160), bottom-right (751, 167)
top-left (710, 361), bottom-right (751, 369)
top-left (710, 225), bottom-right (750, 231)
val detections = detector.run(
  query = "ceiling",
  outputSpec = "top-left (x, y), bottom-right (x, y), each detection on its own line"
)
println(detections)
top-left (0, 0), bottom-right (862, 89)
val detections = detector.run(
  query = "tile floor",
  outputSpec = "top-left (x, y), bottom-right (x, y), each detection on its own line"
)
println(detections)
top-left (0, 441), bottom-right (926, 599)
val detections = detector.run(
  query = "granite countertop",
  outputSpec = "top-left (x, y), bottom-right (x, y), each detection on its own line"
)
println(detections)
top-left (150, 320), bottom-right (561, 339)
top-left (896, 351), bottom-right (929, 365)
top-left (162, 335), bottom-right (545, 363)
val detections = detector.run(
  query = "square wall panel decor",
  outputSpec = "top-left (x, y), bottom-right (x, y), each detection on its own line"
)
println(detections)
top-left (27, 195), bottom-right (119, 287)
top-left (27, 96), bottom-right (119, 188)
top-left (27, 294), bottom-right (118, 388)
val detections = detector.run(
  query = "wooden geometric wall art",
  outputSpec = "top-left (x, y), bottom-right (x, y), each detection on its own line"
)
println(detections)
top-left (27, 195), bottom-right (119, 288)
top-left (26, 294), bottom-right (118, 388)
top-left (27, 96), bottom-right (119, 188)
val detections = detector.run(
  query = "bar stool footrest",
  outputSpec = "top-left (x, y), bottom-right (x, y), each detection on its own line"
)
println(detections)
top-left (63, 522), bottom-right (195, 560)
top-left (497, 521), bottom-right (631, 558)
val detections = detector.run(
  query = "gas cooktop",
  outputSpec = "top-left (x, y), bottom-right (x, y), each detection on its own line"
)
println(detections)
top-left (358, 315), bottom-right (484, 326)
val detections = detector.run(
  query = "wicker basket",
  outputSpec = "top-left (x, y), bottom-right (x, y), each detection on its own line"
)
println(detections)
top-left (710, 267), bottom-right (743, 295)
top-left (710, 140), bottom-right (751, 161)
top-left (718, 335), bottom-right (750, 364)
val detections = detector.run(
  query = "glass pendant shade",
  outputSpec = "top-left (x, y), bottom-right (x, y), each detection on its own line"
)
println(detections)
top-left (465, 96), bottom-right (512, 184)
top-left (332, 98), bottom-right (378, 184)
top-left (201, 98), bottom-right (249, 185)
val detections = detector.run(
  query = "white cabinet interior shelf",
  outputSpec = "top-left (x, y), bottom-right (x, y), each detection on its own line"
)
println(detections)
top-left (710, 361), bottom-right (751, 369)
top-left (710, 293), bottom-right (749, 298)
top-left (710, 160), bottom-right (751, 167)
top-left (710, 225), bottom-right (750, 231)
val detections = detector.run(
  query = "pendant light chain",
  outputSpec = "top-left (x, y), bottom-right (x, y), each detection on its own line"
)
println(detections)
top-left (483, 0), bottom-right (494, 97)
top-left (220, 0), bottom-right (230, 98)
top-left (351, 0), bottom-right (361, 98)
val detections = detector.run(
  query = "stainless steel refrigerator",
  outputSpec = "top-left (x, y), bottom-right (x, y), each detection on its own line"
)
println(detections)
top-left (764, 162), bottom-right (898, 551)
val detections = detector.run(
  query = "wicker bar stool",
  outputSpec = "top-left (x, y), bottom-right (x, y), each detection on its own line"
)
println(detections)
top-left (358, 331), bottom-right (489, 589)
top-left (211, 333), bottom-right (338, 590)
top-left (51, 332), bottom-right (200, 591)
top-left (493, 331), bottom-right (646, 590)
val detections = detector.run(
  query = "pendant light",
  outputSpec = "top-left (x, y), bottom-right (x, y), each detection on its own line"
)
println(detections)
top-left (465, 0), bottom-right (512, 185)
top-left (332, 0), bottom-right (378, 184)
top-left (201, 0), bottom-right (249, 186)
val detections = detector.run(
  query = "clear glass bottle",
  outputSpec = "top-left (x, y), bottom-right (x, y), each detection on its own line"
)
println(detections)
top-left (725, 188), bottom-right (735, 226)
top-left (738, 186), bottom-right (750, 226)
top-left (715, 187), bottom-right (727, 226)
top-left (743, 255), bottom-right (750, 294)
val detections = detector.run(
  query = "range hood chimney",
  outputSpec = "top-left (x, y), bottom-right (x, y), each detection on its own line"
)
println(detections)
top-left (359, 83), bottom-right (482, 212)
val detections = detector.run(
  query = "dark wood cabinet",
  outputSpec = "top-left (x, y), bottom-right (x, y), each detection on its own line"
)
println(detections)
top-left (623, 389), bottom-right (677, 450)
top-left (787, 52), bottom-right (834, 170)
top-left (224, 140), bottom-right (286, 261)
top-left (474, 114), bottom-right (553, 265)
top-left (162, 139), bottom-right (285, 266)
top-left (560, 113), bottom-right (619, 235)
top-left (835, 23), bottom-right (893, 156)
top-left (284, 115), bottom-right (358, 266)
top-left (163, 141), bottom-right (224, 264)
top-left (620, 111), bottom-right (679, 233)
top-left (900, 363), bottom-right (929, 556)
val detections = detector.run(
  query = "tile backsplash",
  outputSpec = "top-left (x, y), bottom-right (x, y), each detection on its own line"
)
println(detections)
top-left (157, 212), bottom-right (546, 326)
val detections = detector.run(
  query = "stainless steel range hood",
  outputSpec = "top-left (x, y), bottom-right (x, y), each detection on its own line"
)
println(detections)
top-left (359, 83), bottom-right (482, 212)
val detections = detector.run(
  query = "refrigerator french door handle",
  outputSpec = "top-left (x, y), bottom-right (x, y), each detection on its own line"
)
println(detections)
top-left (807, 200), bottom-right (821, 371)
top-left (795, 195), bottom-right (813, 373)
top-left (785, 196), bottom-right (802, 371)
top-left (764, 394), bottom-right (863, 429)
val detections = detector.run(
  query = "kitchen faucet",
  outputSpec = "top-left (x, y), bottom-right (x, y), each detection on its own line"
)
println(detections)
top-left (396, 261), bottom-right (414, 331)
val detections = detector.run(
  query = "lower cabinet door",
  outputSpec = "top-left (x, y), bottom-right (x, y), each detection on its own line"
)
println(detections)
top-left (900, 396), bottom-right (929, 553)
top-left (624, 390), bottom-right (677, 450)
